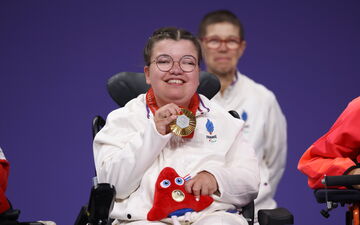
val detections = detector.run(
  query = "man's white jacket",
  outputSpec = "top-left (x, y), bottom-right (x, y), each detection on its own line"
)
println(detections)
top-left (212, 72), bottom-right (287, 212)
top-left (93, 94), bottom-right (260, 223)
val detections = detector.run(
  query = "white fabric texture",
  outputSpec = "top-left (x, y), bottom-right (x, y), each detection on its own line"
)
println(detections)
top-left (94, 94), bottom-right (259, 224)
top-left (212, 71), bottom-right (287, 212)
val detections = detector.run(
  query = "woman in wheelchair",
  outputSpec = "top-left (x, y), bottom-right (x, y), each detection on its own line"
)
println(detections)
top-left (298, 96), bottom-right (360, 189)
top-left (93, 27), bottom-right (260, 225)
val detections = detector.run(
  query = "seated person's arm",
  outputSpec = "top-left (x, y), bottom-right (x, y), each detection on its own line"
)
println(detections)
top-left (93, 106), bottom-right (172, 199)
top-left (0, 148), bottom-right (10, 213)
top-left (298, 98), bottom-right (360, 189)
top-left (186, 131), bottom-right (260, 207)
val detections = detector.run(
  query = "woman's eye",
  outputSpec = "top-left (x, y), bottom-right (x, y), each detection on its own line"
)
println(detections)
top-left (182, 60), bottom-right (195, 65)
top-left (158, 60), bottom-right (171, 64)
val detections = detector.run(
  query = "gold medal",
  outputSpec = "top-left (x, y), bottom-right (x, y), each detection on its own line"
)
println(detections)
top-left (169, 108), bottom-right (196, 136)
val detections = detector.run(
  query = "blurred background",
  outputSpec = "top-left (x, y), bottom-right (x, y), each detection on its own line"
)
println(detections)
top-left (1, 1), bottom-right (359, 224)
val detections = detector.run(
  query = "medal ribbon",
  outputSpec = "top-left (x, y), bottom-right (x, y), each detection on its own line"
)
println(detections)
top-left (146, 87), bottom-right (199, 138)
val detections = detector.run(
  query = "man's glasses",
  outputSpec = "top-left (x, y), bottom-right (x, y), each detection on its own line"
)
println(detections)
top-left (151, 54), bottom-right (197, 72)
top-left (202, 36), bottom-right (242, 50)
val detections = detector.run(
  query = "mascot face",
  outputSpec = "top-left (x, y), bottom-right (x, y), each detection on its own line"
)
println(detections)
top-left (147, 167), bottom-right (213, 221)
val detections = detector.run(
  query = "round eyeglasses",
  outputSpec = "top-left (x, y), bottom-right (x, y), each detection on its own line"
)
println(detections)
top-left (151, 54), bottom-right (197, 72)
top-left (202, 36), bottom-right (241, 50)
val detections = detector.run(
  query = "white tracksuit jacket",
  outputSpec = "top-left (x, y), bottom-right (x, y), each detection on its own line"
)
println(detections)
top-left (93, 94), bottom-right (260, 223)
top-left (212, 72), bottom-right (287, 212)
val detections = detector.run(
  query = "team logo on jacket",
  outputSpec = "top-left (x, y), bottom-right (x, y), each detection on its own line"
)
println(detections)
top-left (241, 110), bottom-right (250, 132)
top-left (206, 119), bottom-right (217, 142)
top-left (241, 111), bottom-right (248, 122)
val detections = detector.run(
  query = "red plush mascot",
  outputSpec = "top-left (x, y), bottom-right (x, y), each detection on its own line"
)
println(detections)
top-left (0, 147), bottom-right (10, 214)
top-left (147, 167), bottom-right (213, 222)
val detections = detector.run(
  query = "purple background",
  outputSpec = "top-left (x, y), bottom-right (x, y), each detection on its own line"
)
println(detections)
top-left (1, 1), bottom-right (359, 224)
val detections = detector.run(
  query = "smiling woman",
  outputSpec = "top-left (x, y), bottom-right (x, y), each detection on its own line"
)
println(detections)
top-left (93, 27), bottom-right (260, 225)
top-left (144, 27), bottom-right (202, 108)
top-left (144, 39), bottom-right (200, 108)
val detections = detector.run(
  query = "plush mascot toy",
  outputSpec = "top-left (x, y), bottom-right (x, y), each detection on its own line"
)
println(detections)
top-left (0, 147), bottom-right (10, 214)
top-left (147, 167), bottom-right (213, 223)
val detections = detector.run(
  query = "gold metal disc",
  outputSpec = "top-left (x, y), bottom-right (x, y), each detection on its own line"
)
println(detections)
top-left (169, 108), bottom-right (196, 136)
top-left (172, 189), bottom-right (185, 202)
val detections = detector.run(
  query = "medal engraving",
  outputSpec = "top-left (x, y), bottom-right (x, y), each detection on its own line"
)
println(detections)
top-left (176, 115), bottom-right (190, 128)
top-left (170, 108), bottom-right (196, 136)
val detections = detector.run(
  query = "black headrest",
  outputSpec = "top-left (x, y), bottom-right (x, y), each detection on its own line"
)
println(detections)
top-left (107, 71), bottom-right (220, 107)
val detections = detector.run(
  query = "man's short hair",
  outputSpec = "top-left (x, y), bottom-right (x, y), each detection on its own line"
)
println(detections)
top-left (198, 10), bottom-right (245, 41)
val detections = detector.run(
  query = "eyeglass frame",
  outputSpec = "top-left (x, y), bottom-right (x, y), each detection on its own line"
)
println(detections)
top-left (149, 54), bottom-right (198, 73)
top-left (201, 36), bottom-right (243, 50)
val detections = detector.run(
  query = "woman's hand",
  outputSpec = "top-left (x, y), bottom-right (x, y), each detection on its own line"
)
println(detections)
top-left (154, 103), bottom-right (181, 135)
top-left (185, 171), bottom-right (218, 200)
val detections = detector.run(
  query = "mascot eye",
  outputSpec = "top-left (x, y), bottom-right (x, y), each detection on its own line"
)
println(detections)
top-left (160, 179), bottom-right (171, 188)
top-left (174, 177), bottom-right (184, 185)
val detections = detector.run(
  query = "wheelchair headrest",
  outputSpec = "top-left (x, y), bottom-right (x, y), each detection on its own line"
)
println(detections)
top-left (107, 71), bottom-right (220, 107)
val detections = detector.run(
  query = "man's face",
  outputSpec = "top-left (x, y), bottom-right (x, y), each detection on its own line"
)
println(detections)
top-left (144, 39), bottom-right (200, 108)
top-left (201, 22), bottom-right (246, 77)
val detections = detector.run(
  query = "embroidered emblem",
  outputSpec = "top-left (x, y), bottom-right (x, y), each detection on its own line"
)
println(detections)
top-left (205, 119), bottom-right (217, 142)
top-left (206, 119), bottom-right (214, 134)
top-left (241, 110), bottom-right (250, 132)
top-left (241, 111), bottom-right (248, 122)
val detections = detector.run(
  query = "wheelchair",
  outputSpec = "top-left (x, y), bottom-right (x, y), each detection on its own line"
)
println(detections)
top-left (0, 150), bottom-right (55, 225)
top-left (314, 174), bottom-right (360, 225)
top-left (75, 71), bottom-right (293, 225)
top-left (0, 202), bottom-right (50, 225)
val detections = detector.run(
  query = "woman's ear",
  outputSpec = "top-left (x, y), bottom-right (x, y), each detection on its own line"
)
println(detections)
top-left (144, 66), bottom-right (151, 85)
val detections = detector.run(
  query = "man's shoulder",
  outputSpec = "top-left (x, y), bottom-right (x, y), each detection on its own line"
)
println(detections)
top-left (239, 73), bottom-right (276, 100)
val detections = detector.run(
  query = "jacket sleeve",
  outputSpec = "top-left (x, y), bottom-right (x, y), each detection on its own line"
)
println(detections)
top-left (204, 130), bottom-right (260, 208)
top-left (93, 108), bottom-right (171, 199)
top-left (298, 99), bottom-right (360, 189)
top-left (0, 148), bottom-right (10, 213)
top-left (263, 94), bottom-right (287, 197)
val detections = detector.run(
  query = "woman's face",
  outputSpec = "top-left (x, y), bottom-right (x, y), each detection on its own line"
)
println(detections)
top-left (144, 39), bottom-right (200, 108)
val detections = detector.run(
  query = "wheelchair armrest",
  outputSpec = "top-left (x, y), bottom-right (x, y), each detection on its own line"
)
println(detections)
top-left (258, 208), bottom-right (294, 225)
top-left (0, 208), bottom-right (20, 221)
top-left (314, 189), bottom-right (360, 204)
top-left (242, 201), bottom-right (254, 225)
top-left (74, 205), bottom-right (89, 225)
top-left (0, 209), bottom-right (46, 225)
top-left (74, 183), bottom-right (116, 225)
top-left (87, 183), bottom-right (116, 224)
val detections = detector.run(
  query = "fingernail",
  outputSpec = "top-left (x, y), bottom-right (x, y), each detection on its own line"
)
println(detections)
top-left (195, 196), bottom-right (200, 201)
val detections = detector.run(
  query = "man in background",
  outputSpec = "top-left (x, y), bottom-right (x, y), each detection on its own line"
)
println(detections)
top-left (198, 10), bottom-right (287, 213)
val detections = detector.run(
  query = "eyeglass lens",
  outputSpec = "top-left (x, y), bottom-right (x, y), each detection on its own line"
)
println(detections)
top-left (156, 55), bottom-right (196, 72)
top-left (205, 37), bottom-right (241, 49)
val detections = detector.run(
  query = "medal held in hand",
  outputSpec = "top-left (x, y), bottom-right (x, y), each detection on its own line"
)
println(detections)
top-left (170, 108), bottom-right (196, 136)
